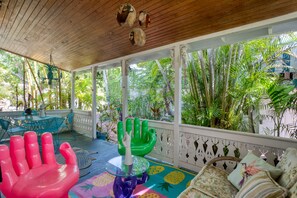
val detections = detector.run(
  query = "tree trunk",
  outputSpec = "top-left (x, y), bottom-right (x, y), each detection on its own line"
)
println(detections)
top-left (58, 69), bottom-right (62, 108)
top-left (26, 59), bottom-right (44, 105)
top-left (23, 60), bottom-right (27, 109)
top-left (197, 51), bottom-right (211, 108)
top-left (207, 49), bottom-right (216, 126)
top-left (221, 45), bottom-right (233, 127)
top-left (103, 70), bottom-right (110, 105)
top-left (163, 84), bottom-right (173, 116)
top-left (16, 86), bottom-right (18, 110)
top-left (248, 106), bottom-right (255, 133)
top-left (207, 49), bottom-right (215, 102)
top-left (187, 60), bottom-right (203, 124)
top-left (155, 60), bottom-right (174, 111)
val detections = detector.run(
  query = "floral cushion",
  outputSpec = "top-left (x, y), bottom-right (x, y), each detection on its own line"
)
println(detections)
top-left (235, 171), bottom-right (287, 198)
top-left (178, 186), bottom-right (214, 198)
top-left (276, 147), bottom-right (297, 189)
top-left (227, 151), bottom-right (283, 190)
top-left (189, 165), bottom-right (238, 198)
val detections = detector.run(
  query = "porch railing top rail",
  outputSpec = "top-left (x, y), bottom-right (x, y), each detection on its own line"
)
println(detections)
top-left (180, 123), bottom-right (297, 149)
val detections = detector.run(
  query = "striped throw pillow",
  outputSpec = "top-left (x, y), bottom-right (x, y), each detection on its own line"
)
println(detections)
top-left (235, 171), bottom-right (287, 198)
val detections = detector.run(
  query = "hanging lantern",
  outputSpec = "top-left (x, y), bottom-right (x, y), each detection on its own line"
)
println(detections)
top-left (129, 28), bottom-right (146, 46)
top-left (38, 53), bottom-right (62, 86)
top-left (138, 11), bottom-right (150, 28)
top-left (116, 3), bottom-right (136, 27)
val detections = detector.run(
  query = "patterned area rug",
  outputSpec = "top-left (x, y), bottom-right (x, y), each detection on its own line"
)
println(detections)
top-left (69, 159), bottom-right (195, 197)
top-left (56, 147), bottom-right (97, 177)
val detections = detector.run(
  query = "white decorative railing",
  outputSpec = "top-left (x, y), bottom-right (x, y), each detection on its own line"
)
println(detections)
top-left (0, 111), bottom-right (23, 119)
top-left (147, 120), bottom-right (175, 163)
top-left (0, 110), bottom-right (71, 136)
top-left (0, 109), bottom-right (93, 137)
top-left (46, 109), bottom-right (70, 118)
top-left (0, 110), bottom-right (70, 120)
top-left (73, 110), bottom-right (93, 138)
top-left (147, 120), bottom-right (297, 173)
top-left (2, 110), bottom-right (296, 174)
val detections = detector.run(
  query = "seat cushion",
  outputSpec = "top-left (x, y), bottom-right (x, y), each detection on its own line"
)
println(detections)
top-left (235, 170), bottom-right (287, 198)
top-left (178, 186), bottom-right (215, 198)
top-left (276, 147), bottom-right (297, 189)
top-left (190, 165), bottom-right (238, 198)
top-left (227, 151), bottom-right (283, 190)
top-left (288, 180), bottom-right (297, 198)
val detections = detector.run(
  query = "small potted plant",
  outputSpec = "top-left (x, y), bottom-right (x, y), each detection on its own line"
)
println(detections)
top-left (96, 104), bottom-right (119, 141)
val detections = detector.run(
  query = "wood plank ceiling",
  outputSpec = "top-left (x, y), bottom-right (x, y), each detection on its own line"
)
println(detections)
top-left (0, 0), bottom-right (297, 71)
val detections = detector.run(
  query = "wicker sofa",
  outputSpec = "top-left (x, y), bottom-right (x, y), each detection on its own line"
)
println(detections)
top-left (178, 147), bottom-right (297, 198)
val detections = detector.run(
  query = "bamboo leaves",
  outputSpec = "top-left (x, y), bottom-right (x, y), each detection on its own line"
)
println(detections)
top-left (182, 33), bottom-right (297, 134)
top-left (266, 82), bottom-right (297, 136)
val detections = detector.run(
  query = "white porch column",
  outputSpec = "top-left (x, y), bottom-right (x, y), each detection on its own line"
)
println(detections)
top-left (92, 66), bottom-right (97, 139)
top-left (71, 71), bottom-right (75, 109)
top-left (121, 60), bottom-right (128, 123)
top-left (173, 46), bottom-right (182, 167)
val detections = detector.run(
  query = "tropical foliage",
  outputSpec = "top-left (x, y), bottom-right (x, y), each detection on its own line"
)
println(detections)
top-left (266, 82), bottom-right (297, 136)
top-left (96, 67), bottom-right (122, 140)
top-left (128, 58), bottom-right (174, 121)
top-left (0, 50), bottom-right (71, 111)
top-left (75, 71), bottom-right (92, 110)
top-left (182, 33), bottom-right (297, 135)
top-left (1, 33), bottom-right (297, 139)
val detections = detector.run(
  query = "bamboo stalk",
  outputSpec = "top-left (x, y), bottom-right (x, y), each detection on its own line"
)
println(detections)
top-left (25, 59), bottom-right (44, 104)
top-left (58, 69), bottom-right (62, 108)
top-left (23, 59), bottom-right (27, 109)
top-left (197, 51), bottom-right (210, 108)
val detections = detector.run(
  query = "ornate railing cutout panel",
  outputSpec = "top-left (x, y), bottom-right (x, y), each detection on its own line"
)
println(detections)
top-left (148, 121), bottom-right (174, 164)
top-left (179, 125), bottom-right (296, 173)
top-left (73, 110), bottom-right (93, 138)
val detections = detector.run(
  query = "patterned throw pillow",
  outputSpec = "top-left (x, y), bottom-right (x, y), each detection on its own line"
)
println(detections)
top-left (276, 147), bottom-right (297, 189)
top-left (235, 171), bottom-right (287, 198)
top-left (227, 151), bottom-right (283, 190)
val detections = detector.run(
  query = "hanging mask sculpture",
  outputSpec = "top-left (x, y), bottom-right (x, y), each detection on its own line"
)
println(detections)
top-left (129, 28), bottom-right (146, 46)
top-left (138, 11), bottom-right (150, 28)
top-left (117, 3), bottom-right (149, 46)
top-left (116, 3), bottom-right (136, 27)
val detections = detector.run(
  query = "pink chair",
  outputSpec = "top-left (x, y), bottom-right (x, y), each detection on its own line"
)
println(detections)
top-left (0, 131), bottom-right (79, 198)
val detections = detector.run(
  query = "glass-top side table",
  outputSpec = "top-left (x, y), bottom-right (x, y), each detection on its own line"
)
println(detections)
top-left (105, 155), bottom-right (150, 198)
top-left (106, 155), bottom-right (149, 177)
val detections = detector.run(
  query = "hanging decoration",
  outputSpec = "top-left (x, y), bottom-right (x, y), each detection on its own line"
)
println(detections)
top-left (138, 11), bottom-right (150, 27)
top-left (38, 53), bottom-right (62, 86)
top-left (116, 3), bottom-right (150, 46)
top-left (129, 28), bottom-right (146, 46)
top-left (116, 3), bottom-right (136, 27)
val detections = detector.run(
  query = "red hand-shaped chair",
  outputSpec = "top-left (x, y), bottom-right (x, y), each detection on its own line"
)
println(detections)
top-left (0, 131), bottom-right (79, 198)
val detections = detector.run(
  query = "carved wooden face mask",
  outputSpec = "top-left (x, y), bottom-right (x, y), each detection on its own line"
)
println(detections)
top-left (116, 3), bottom-right (136, 27)
top-left (129, 28), bottom-right (146, 46)
top-left (138, 11), bottom-right (150, 28)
